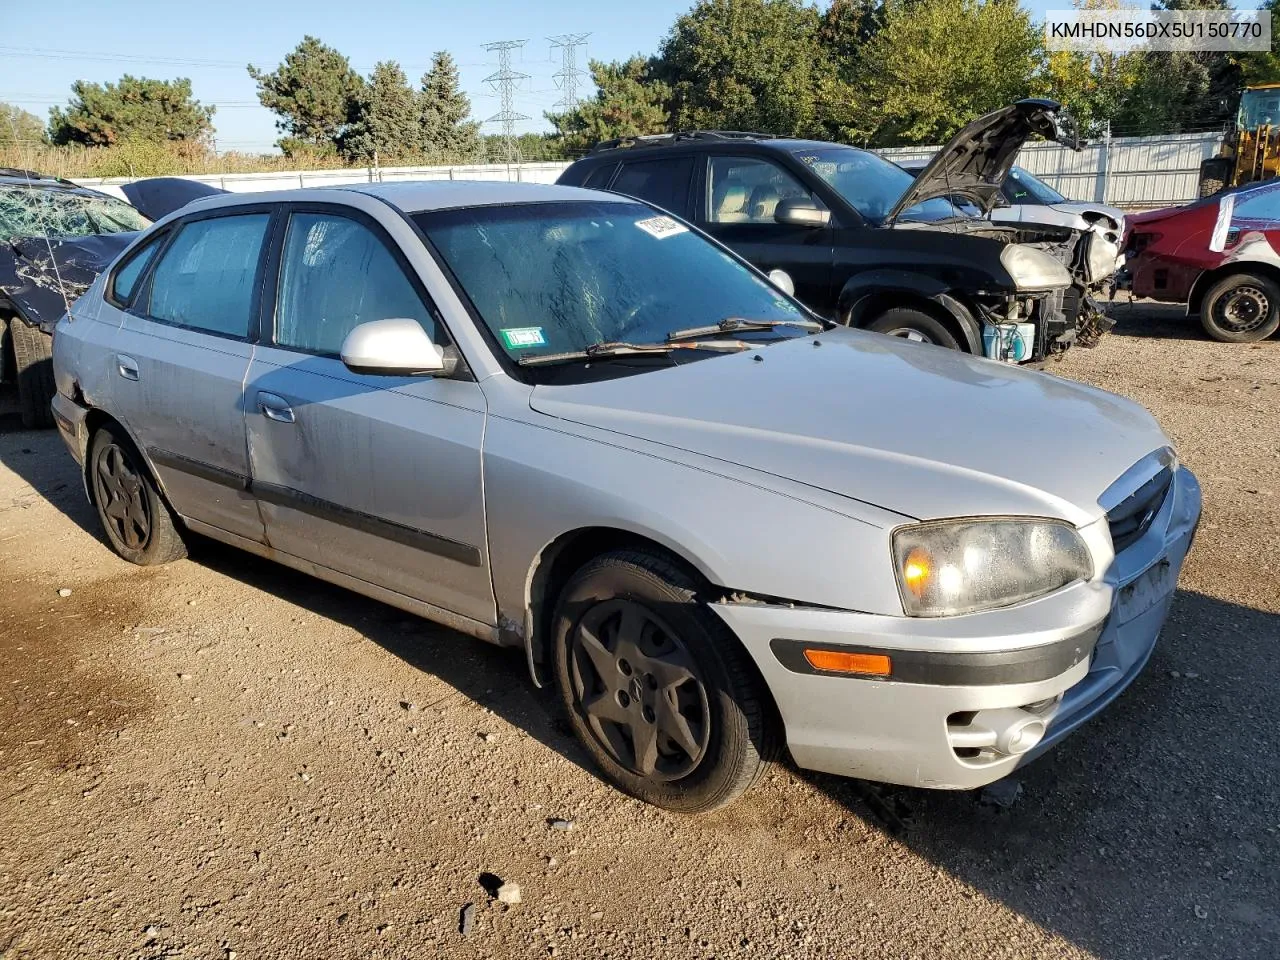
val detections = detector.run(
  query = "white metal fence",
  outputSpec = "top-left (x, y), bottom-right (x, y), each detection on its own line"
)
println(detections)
top-left (75, 132), bottom-right (1223, 210)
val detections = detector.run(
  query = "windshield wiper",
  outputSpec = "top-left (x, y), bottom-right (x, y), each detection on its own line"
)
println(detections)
top-left (666, 316), bottom-right (824, 342)
top-left (517, 339), bottom-right (751, 367)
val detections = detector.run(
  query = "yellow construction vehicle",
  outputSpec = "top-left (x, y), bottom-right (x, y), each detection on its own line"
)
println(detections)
top-left (1198, 84), bottom-right (1280, 197)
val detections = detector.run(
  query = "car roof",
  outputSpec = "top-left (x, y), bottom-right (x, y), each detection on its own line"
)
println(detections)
top-left (575, 136), bottom-right (867, 165)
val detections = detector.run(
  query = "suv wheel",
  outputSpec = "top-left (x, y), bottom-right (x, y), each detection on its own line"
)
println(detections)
top-left (551, 549), bottom-right (777, 812)
top-left (88, 422), bottom-right (188, 565)
top-left (865, 307), bottom-right (962, 350)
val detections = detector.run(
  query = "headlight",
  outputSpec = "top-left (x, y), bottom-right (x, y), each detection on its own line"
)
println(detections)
top-left (1085, 233), bottom-right (1121, 284)
top-left (999, 244), bottom-right (1072, 291)
top-left (892, 519), bottom-right (1093, 617)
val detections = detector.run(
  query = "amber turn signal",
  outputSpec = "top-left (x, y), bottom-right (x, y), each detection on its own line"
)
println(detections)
top-left (802, 649), bottom-right (892, 676)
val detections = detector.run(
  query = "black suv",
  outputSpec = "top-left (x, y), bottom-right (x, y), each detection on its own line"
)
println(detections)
top-left (557, 101), bottom-right (1110, 364)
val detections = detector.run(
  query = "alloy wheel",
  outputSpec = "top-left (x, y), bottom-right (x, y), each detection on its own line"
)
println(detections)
top-left (885, 328), bottom-right (932, 344)
top-left (569, 598), bottom-right (711, 781)
top-left (93, 442), bottom-right (151, 550)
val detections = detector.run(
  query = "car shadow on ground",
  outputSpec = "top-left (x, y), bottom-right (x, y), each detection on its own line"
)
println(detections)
top-left (3, 420), bottom-right (1277, 960)
top-left (1105, 300), bottom-right (1210, 341)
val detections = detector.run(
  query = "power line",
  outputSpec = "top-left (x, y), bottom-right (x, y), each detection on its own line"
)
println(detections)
top-left (482, 40), bottom-right (529, 162)
top-left (547, 33), bottom-right (590, 114)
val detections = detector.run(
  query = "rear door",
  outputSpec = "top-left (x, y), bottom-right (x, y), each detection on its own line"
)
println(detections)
top-left (605, 155), bottom-right (695, 216)
top-left (693, 154), bottom-right (834, 311)
top-left (243, 204), bottom-right (493, 625)
top-left (106, 207), bottom-right (273, 543)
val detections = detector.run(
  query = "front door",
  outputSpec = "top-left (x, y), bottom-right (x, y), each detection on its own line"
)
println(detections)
top-left (696, 154), bottom-right (835, 312)
top-left (106, 210), bottom-right (272, 543)
top-left (244, 207), bottom-right (493, 625)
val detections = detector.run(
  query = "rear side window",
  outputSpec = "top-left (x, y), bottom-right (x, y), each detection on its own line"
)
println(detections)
top-left (274, 212), bottom-right (442, 356)
top-left (147, 214), bottom-right (270, 338)
top-left (581, 163), bottom-right (617, 189)
top-left (109, 236), bottom-right (163, 306)
top-left (610, 157), bottom-right (694, 214)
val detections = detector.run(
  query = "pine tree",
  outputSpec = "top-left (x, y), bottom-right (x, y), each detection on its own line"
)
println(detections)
top-left (420, 52), bottom-right (481, 160)
top-left (342, 61), bottom-right (421, 164)
top-left (248, 36), bottom-right (362, 155)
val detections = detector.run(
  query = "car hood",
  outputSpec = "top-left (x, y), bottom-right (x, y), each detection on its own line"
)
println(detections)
top-left (528, 328), bottom-right (1167, 526)
top-left (888, 99), bottom-right (1083, 222)
top-left (0, 231), bottom-right (137, 330)
top-left (119, 177), bottom-right (227, 221)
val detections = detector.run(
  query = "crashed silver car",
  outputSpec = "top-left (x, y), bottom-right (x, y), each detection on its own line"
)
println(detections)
top-left (51, 181), bottom-right (1200, 812)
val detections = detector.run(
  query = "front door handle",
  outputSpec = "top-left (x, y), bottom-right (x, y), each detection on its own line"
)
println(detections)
top-left (256, 391), bottom-right (295, 424)
top-left (115, 354), bottom-right (139, 381)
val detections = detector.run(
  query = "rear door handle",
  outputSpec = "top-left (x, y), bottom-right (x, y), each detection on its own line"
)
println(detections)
top-left (256, 391), bottom-right (295, 424)
top-left (115, 354), bottom-right (139, 381)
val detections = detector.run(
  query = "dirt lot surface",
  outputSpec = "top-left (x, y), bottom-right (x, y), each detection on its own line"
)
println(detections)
top-left (1, 302), bottom-right (1277, 960)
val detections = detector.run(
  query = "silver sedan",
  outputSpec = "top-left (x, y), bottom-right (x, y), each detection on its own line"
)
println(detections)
top-left (50, 181), bottom-right (1200, 812)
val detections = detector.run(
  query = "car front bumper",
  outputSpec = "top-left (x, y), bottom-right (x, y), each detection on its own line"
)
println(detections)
top-left (710, 465), bottom-right (1201, 790)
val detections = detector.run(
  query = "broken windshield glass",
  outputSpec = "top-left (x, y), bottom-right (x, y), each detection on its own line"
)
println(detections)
top-left (0, 186), bottom-right (151, 245)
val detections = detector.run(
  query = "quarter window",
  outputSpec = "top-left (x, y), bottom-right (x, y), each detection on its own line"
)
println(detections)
top-left (610, 157), bottom-right (694, 214)
top-left (274, 212), bottom-right (440, 356)
top-left (110, 236), bottom-right (162, 306)
top-left (706, 156), bottom-right (814, 224)
top-left (147, 214), bottom-right (270, 338)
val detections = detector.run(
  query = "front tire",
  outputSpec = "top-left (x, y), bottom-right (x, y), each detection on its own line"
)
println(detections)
top-left (7, 318), bottom-right (55, 429)
top-left (551, 549), bottom-right (777, 813)
top-left (865, 307), bottom-right (962, 350)
top-left (88, 423), bottom-right (187, 565)
top-left (1199, 272), bottom-right (1280, 343)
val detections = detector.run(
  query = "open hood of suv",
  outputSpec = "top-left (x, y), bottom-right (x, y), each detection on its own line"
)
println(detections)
top-left (887, 99), bottom-right (1083, 222)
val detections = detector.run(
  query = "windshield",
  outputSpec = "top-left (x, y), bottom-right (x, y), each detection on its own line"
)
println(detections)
top-left (1004, 167), bottom-right (1066, 206)
top-left (0, 185), bottom-right (151, 243)
top-left (415, 201), bottom-right (808, 365)
top-left (793, 146), bottom-right (966, 223)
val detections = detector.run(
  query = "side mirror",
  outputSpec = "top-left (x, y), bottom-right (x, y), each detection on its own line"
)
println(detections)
top-left (775, 198), bottom-right (831, 228)
top-left (341, 318), bottom-right (451, 376)
top-left (767, 269), bottom-right (795, 296)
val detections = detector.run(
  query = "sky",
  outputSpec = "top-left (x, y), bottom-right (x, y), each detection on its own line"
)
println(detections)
top-left (1, 0), bottom-right (1266, 153)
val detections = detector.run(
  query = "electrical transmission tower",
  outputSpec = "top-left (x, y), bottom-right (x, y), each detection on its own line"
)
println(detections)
top-left (548, 33), bottom-right (590, 114)
top-left (482, 39), bottom-right (530, 162)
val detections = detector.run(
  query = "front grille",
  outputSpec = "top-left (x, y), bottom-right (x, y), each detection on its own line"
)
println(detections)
top-left (1107, 465), bottom-right (1173, 553)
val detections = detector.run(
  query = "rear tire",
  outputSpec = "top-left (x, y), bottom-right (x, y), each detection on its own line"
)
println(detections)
top-left (551, 549), bottom-right (777, 813)
top-left (865, 307), bottom-right (962, 350)
top-left (88, 422), bottom-right (187, 565)
top-left (1198, 158), bottom-right (1233, 198)
top-left (8, 318), bottom-right (55, 429)
top-left (1199, 272), bottom-right (1280, 343)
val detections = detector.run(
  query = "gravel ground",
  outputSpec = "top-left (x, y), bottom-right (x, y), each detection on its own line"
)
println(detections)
top-left (1, 302), bottom-right (1277, 960)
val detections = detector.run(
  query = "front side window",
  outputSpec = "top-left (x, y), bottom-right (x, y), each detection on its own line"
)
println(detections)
top-left (706, 156), bottom-right (815, 224)
top-left (274, 212), bottom-right (441, 356)
top-left (795, 146), bottom-right (964, 223)
top-left (417, 200), bottom-right (806, 367)
top-left (147, 213), bottom-right (270, 338)
top-left (609, 157), bottom-right (693, 214)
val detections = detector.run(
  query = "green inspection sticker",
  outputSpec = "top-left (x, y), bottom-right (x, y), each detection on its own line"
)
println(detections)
top-left (500, 327), bottom-right (547, 349)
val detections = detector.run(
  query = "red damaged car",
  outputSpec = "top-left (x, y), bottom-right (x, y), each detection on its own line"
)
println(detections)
top-left (1126, 179), bottom-right (1280, 342)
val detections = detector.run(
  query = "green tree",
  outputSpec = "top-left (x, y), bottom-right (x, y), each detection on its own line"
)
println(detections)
top-left (420, 51), bottom-right (482, 159)
top-left (859, 0), bottom-right (1040, 146)
top-left (1237, 0), bottom-right (1280, 84)
top-left (0, 103), bottom-right (46, 146)
top-left (1036, 0), bottom-right (1141, 137)
top-left (653, 0), bottom-right (836, 138)
top-left (342, 61), bottom-right (422, 164)
top-left (48, 76), bottom-right (214, 147)
top-left (546, 57), bottom-right (672, 152)
top-left (249, 36), bottom-right (363, 155)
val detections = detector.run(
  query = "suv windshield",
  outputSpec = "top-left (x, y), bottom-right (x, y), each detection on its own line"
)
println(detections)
top-left (1005, 167), bottom-right (1066, 206)
top-left (793, 146), bottom-right (965, 224)
top-left (415, 200), bottom-right (808, 365)
top-left (0, 185), bottom-right (151, 243)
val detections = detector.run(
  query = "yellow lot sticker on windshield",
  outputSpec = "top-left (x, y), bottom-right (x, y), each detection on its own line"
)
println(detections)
top-left (635, 215), bottom-right (688, 239)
